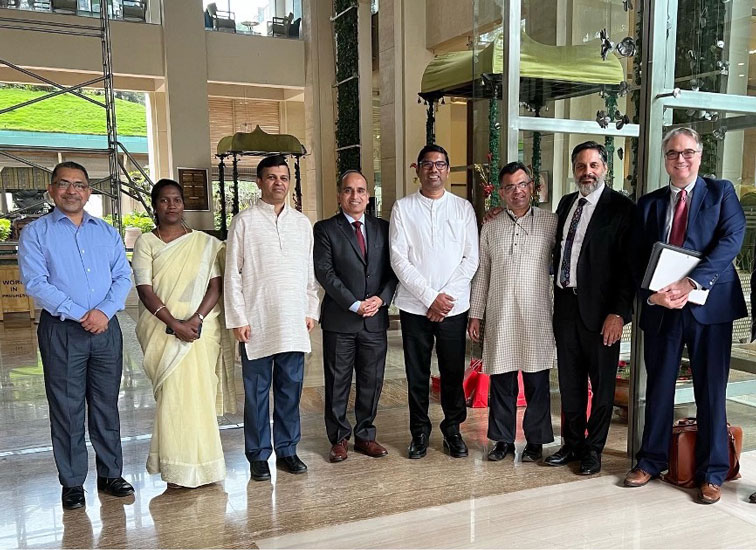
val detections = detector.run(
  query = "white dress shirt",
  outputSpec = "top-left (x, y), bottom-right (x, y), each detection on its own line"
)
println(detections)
top-left (557, 182), bottom-right (605, 289)
top-left (224, 201), bottom-right (320, 361)
top-left (664, 179), bottom-right (696, 242)
top-left (389, 190), bottom-right (479, 316)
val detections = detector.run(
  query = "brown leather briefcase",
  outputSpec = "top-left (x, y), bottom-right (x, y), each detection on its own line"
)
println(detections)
top-left (664, 417), bottom-right (742, 488)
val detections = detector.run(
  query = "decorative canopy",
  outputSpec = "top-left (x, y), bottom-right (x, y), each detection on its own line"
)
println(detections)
top-left (216, 125), bottom-right (307, 157)
top-left (420, 32), bottom-right (626, 102)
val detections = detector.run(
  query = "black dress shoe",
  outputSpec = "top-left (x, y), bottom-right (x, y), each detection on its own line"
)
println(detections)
top-left (250, 460), bottom-right (271, 481)
top-left (579, 451), bottom-right (601, 475)
top-left (62, 486), bottom-right (85, 510)
top-left (276, 454), bottom-right (308, 474)
top-left (487, 441), bottom-right (514, 461)
top-left (443, 432), bottom-right (469, 458)
top-left (521, 443), bottom-right (543, 462)
top-left (408, 433), bottom-right (428, 459)
top-left (97, 477), bottom-right (134, 497)
top-left (544, 446), bottom-right (579, 466)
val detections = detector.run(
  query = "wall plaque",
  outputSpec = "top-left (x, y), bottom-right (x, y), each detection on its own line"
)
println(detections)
top-left (178, 168), bottom-right (210, 211)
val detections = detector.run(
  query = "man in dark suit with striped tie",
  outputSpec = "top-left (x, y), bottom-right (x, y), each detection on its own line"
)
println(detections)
top-left (624, 128), bottom-right (747, 505)
top-left (313, 171), bottom-right (398, 462)
top-left (545, 141), bottom-right (636, 475)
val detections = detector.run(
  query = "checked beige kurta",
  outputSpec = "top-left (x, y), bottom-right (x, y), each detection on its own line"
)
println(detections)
top-left (469, 206), bottom-right (558, 375)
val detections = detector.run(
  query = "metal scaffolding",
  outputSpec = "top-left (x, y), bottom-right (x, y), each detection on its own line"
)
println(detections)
top-left (0, 6), bottom-right (153, 232)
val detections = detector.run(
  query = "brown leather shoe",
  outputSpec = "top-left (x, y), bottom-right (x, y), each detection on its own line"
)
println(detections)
top-left (354, 439), bottom-right (388, 458)
top-left (749, 491), bottom-right (756, 504)
top-left (624, 468), bottom-right (653, 487)
top-left (698, 482), bottom-right (721, 505)
top-left (329, 439), bottom-right (348, 463)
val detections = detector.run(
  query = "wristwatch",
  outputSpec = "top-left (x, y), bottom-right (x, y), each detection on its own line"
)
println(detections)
top-left (195, 312), bottom-right (205, 322)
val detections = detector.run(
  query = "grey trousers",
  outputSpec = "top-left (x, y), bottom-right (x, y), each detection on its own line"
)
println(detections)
top-left (38, 310), bottom-right (124, 487)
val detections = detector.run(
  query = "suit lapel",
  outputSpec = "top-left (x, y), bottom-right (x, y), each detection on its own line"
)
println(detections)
top-left (685, 177), bottom-right (708, 240)
top-left (336, 213), bottom-right (367, 265)
top-left (580, 186), bottom-right (611, 250)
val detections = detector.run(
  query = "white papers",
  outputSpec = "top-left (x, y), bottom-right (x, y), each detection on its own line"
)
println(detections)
top-left (642, 243), bottom-right (709, 305)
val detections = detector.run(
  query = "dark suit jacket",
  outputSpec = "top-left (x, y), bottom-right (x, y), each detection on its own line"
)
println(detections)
top-left (636, 177), bottom-right (747, 333)
top-left (553, 186), bottom-right (637, 332)
top-left (314, 213), bottom-right (397, 333)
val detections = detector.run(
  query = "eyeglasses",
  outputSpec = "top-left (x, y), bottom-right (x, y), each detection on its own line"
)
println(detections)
top-left (502, 181), bottom-right (531, 193)
top-left (664, 149), bottom-right (700, 160)
top-left (419, 160), bottom-right (449, 170)
top-left (52, 179), bottom-right (90, 192)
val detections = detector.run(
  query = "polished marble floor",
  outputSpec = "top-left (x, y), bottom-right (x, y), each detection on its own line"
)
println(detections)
top-left (1, 308), bottom-right (755, 549)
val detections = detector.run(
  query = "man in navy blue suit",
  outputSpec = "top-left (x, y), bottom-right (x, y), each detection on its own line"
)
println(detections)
top-left (624, 127), bottom-right (747, 505)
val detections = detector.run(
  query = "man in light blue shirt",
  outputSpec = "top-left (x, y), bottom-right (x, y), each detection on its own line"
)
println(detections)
top-left (19, 161), bottom-right (134, 510)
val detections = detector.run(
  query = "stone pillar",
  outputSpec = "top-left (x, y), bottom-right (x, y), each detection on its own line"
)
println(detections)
top-left (161, 0), bottom-right (213, 229)
top-left (303, 0), bottom-right (338, 219)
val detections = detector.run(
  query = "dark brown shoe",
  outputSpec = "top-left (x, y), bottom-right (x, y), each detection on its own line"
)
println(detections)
top-left (749, 491), bottom-right (756, 504)
top-left (329, 439), bottom-right (348, 463)
top-left (624, 468), bottom-right (653, 487)
top-left (698, 483), bottom-right (721, 505)
top-left (355, 439), bottom-right (388, 458)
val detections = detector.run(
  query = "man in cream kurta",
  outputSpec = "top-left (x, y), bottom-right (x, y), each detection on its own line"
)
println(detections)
top-left (225, 155), bottom-right (320, 482)
top-left (469, 162), bottom-right (557, 463)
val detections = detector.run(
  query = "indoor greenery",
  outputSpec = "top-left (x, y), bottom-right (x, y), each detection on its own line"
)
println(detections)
top-left (0, 218), bottom-right (10, 241)
top-left (334, 0), bottom-right (361, 175)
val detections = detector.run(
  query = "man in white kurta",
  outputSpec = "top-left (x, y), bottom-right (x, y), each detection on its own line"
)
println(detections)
top-left (225, 155), bottom-right (319, 482)
top-left (469, 162), bottom-right (557, 463)
top-left (390, 144), bottom-right (479, 460)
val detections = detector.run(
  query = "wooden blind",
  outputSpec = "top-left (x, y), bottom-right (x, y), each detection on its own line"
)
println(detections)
top-left (208, 98), bottom-right (281, 171)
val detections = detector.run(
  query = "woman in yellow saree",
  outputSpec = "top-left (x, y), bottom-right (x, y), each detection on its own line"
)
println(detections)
top-left (132, 179), bottom-right (235, 488)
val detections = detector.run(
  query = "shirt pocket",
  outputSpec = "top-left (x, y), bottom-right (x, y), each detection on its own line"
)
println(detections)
top-left (446, 219), bottom-right (465, 242)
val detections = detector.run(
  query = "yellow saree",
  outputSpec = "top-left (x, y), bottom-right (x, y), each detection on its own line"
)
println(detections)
top-left (133, 230), bottom-right (236, 487)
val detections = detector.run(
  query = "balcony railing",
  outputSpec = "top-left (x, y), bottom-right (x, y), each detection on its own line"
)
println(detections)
top-left (0, 1), bottom-right (153, 24)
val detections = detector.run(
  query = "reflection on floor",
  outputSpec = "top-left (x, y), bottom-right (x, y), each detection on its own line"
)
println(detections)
top-left (1, 309), bottom-right (755, 548)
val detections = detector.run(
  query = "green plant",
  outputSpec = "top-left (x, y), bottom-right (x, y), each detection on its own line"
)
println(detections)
top-left (334, 0), bottom-right (361, 175)
top-left (113, 211), bottom-right (155, 233)
top-left (0, 218), bottom-right (10, 241)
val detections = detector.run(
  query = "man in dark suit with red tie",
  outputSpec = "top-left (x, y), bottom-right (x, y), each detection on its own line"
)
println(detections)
top-left (545, 141), bottom-right (636, 476)
top-left (314, 171), bottom-right (398, 462)
top-left (624, 127), bottom-right (747, 505)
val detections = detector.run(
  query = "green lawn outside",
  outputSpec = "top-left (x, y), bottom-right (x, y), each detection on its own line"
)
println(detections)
top-left (0, 89), bottom-right (147, 136)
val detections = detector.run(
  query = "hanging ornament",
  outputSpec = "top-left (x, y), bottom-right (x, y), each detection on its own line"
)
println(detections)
top-left (615, 37), bottom-right (637, 57)
top-left (615, 112), bottom-right (631, 130)
top-left (617, 147), bottom-right (624, 160)
top-left (713, 125), bottom-right (727, 140)
top-left (596, 110), bottom-right (611, 129)
top-left (699, 110), bottom-right (712, 120)
top-left (600, 29), bottom-right (614, 61)
top-left (617, 81), bottom-right (629, 97)
top-left (716, 39), bottom-right (725, 49)
top-left (716, 60), bottom-right (729, 75)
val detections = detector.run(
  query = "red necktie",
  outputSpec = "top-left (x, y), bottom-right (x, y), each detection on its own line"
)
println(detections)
top-left (668, 188), bottom-right (688, 247)
top-left (353, 220), bottom-right (366, 259)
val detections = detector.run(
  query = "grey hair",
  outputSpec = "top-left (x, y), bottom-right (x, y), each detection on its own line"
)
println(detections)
top-left (337, 169), bottom-right (367, 191)
top-left (662, 127), bottom-right (703, 153)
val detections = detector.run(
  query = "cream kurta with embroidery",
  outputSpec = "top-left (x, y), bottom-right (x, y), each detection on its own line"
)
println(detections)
top-left (469, 206), bottom-right (558, 375)
top-left (224, 201), bottom-right (320, 361)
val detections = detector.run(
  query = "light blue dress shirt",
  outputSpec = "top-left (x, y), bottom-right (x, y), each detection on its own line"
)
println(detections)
top-left (19, 208), bottom-right (132, 321)
top-left (342, 212), bottom-right (366, 313)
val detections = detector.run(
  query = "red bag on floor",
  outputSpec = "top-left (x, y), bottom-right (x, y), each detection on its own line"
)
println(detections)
top-left (463, 359), bottom-right (490, 408)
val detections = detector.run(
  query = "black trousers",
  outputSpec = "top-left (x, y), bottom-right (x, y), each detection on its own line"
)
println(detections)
top-left (488, 370), bottom-right (554, 445)
top-left (553, 290), bottom-right (619, 455)
top-left (37, 310), bottom-right (124, 487)
top-left (322, 328), bottom-right (387, 444)
top-left (399, 310), bottom-right (467, 438)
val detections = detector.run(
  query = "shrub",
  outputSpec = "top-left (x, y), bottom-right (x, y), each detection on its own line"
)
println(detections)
top-left (0, 218), bottom-right (10, 241)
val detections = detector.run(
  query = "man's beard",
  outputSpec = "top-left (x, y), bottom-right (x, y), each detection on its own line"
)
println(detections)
top-left (577, 176), bottom-right (604, 195)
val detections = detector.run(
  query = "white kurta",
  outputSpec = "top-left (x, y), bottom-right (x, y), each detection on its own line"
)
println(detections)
top-left (389, 190), bottom-right (479, 316)
top-left (469, 207), bottom-right (558, 375)
top-left (224, 201), bottom-right (320, 361)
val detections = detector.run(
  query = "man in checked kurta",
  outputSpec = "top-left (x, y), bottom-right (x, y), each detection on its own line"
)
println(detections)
top-left (468, 161), bottom-right (558, 463)
top-left (225, 155), bottom-right (320, 482)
